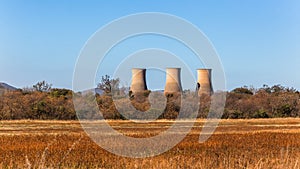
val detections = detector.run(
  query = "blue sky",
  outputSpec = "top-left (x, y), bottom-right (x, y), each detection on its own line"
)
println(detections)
top-left (0, 0), bottom-right (300, 90)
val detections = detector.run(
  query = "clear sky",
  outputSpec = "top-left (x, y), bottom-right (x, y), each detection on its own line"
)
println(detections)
top-left (0, 0), bottom-right (300, 90)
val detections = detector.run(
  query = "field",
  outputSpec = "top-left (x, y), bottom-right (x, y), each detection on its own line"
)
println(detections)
top-left (1, 118), bottom-right (300, 169)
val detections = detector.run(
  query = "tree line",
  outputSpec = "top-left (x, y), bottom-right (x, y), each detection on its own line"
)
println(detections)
top-left (0, 78), bottom-right (299, 120)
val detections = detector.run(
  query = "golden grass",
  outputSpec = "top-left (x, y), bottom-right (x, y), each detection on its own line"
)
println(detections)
top-left (0, 118), bottom-right (300, 168)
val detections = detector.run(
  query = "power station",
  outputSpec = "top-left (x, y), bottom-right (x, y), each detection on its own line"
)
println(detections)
top-left (129, 68), bottom-right (213, 96)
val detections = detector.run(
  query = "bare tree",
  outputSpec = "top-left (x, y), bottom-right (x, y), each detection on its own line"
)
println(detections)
top-left (33, 81), bottom-right (52, 92)
top-left (97, 75), bottom-right (120, 95)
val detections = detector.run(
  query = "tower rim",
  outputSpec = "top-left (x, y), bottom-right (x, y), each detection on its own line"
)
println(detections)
top-left (196, 68), bottom-right (212, 70)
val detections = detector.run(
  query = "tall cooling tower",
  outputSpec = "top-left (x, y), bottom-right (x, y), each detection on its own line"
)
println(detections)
top-left (164, 68), bottom-right (182, 95)
top-left (130, 68), bottom-right (147, 93)
top-left (197, 69), bottom-right (213, 96)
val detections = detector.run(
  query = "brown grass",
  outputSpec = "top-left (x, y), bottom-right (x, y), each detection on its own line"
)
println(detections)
top-left (0, 118), bottom-right (300, 168)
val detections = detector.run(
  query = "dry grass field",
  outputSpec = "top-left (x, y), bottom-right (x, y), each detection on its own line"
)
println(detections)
top-left (1, 118), bottom-right (300, 168)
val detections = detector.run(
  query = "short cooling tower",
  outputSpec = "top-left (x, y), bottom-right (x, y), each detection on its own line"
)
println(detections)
top-left (197, 69), bottom-right (213, 96)
top-left (130, 68), bottom-right (147, 93)
top-left (164, 68), bottom-right (182, 95)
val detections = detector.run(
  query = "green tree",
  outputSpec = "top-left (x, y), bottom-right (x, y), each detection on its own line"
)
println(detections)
top-left (232, 86), bottom-right (254, 95)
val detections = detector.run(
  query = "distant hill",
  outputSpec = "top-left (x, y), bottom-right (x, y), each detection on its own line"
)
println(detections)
top-left (152, 89), bottom-right (164, 93)
top-left (80, 88), bottom-right (104, 95)
top-left (80, 88), bottom-right (164, 96)
top-left (0, 82), bottom-right (18, 91)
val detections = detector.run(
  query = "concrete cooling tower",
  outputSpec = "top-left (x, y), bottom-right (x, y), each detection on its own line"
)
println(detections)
top-left (197, 69), bottom-right (213, 96)
top-left (164, 68), bottom-right (182, 95)
top-left (130, 68), bottom-right (147, 93)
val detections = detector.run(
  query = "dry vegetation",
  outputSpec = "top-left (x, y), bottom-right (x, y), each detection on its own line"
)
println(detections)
top-left (1, 84), bottom-right (300, 120)
top-left (1, 118), bottom-right (300, 168)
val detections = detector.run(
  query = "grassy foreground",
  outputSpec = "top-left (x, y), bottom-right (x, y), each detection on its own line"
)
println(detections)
top-left (0, 118), bottom-right (300, 168)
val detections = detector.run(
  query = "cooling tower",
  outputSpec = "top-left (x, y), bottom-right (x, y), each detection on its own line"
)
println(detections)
top-left (164, 68), bottom-right (182, 95)
top-left (130, 68), bottom-right (147, 93)
top-left (197, 69), bottom-right (213, 96)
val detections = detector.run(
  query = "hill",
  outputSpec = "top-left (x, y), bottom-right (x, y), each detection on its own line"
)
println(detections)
top-left (0, 82), bottom-right (18, 95)
top-left (0, 82), bottom-right (18, 91)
